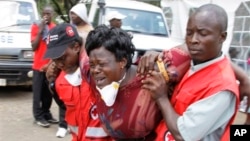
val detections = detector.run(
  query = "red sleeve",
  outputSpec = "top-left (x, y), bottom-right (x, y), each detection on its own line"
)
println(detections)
top-left (30, 24), bottom-right (39, 42)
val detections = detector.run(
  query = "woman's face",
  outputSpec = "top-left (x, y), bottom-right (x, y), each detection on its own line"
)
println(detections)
top-left (89, 46), bottom-right (126, 89)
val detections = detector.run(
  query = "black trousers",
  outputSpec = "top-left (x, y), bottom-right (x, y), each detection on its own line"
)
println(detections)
top-left (32, 70), bottom-right (53, 121)
top-left (33, 70), bottom-right (67, 128)
top-left (50, 85), bottom-right (67, 129)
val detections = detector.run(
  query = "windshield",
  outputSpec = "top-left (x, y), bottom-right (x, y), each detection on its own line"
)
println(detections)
top-left (0, 1), bottom-right (36, 30)
top-left (105, 7), bottom-right (169, 36)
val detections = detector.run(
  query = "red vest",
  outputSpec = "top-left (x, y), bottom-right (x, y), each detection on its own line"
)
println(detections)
top-left (155, 57), bottom-right (239, 141)
top-left (56, 71), bottom-right (81, 126)
top-left (56, 71), bottom-right (112, 141)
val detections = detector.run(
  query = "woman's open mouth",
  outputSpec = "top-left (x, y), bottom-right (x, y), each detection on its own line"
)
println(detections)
top-left (95, 77), bottom-right (106, 88)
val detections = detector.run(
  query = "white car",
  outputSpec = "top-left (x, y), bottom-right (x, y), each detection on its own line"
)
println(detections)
top-left (88, 0), bottom-right (181, 62)
top-left (0, 0), bottom-right (39, 87)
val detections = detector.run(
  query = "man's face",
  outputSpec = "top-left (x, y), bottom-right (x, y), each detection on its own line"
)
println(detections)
top-left (89, 46), bottom-right (126, 89)
top-left (110, 18), bottom-right (122, 28)
top-left (53, 43), bottom-right (80, 74)
top-left (185, 11), bottom-right (226, 64)
top-left (70, 12), bottom-right (83, 25)
top-left (42, 7), bottom-right (53, 24)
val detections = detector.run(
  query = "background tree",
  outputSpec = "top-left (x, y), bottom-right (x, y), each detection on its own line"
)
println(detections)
top-left (36, 0), bottom-right (79, 23)
top-left (35, 0), bottom-right (160, 24)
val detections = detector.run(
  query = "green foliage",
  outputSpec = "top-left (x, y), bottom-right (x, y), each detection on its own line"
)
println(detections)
top-left (36, 0), bottom-right (47, 14)
top-left (36, 0), bottom-right (79, 23)
top-left (36, 0), bottom-right (63, 22)
top-left (35, 0), bottom-right (161, 24)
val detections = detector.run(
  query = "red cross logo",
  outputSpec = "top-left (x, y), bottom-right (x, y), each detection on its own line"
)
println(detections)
top-left (66, 26), bottom-right (74, 37)
top-left (164, 131), bottom-right (175, 141)
top-left (90, 105), bottom-right (98, 120)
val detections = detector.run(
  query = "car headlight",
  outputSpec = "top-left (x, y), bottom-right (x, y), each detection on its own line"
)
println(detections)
top-left (22, 50), bottom-right (34, 59)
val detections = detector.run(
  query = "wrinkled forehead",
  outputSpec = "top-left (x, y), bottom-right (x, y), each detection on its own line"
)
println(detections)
top-left (89, 47), bottom-right (115, 60)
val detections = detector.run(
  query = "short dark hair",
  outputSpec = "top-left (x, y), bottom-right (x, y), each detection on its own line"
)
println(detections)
top-left (43, 5), bottom-right (54, 12)
top-left (71, 36), bottom-right (83, 47)
top-left (85, 25), bottom-right (135, 69)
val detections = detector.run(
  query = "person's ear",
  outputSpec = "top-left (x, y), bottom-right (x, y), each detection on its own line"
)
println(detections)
top-left (120, 58), bottom-right (127, 69)
top-left (72, 42), bottom-right (81, 53)
top-left (220, 31), bottom-right (227, 43)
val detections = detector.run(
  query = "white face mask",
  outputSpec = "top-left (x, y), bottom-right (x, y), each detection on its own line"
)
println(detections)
top-left (64, 68), bottom-right (82, 86)
top-left (96, 73), bottom-right (126, 107)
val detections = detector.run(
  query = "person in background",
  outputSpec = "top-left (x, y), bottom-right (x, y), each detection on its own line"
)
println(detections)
top-left (141, 4), bottom-right (239, 141)
top-left (32, 4), bottom-right (68, 137)
top-left (44, 23), bottom-right (112, 141)
top-left (69, 3), bottom-right (93, 70)
top-left (228, 55), bottom-right (250, 127)
top-left (244, 106), bottom-right (250, 125)
top-left (30, 5), bottom-right (58, 128)
top-left (106, 11), bottom-right (126, 29)
top-left (70, 3), bottom-right (93, 40)
top-left (242, 57), bottom-right (250, 125)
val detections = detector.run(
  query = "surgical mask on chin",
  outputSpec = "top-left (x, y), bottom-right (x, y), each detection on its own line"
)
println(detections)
top-left (96, 73), bottom-right (126, 107)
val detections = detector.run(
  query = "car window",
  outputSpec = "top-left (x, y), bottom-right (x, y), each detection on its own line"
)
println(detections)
top-left (0, 1), bottom-right (36, 30)
top-left (105, 7), bottom-right (168, 36)
top-left (91, 6), bottom-right (169, 36)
